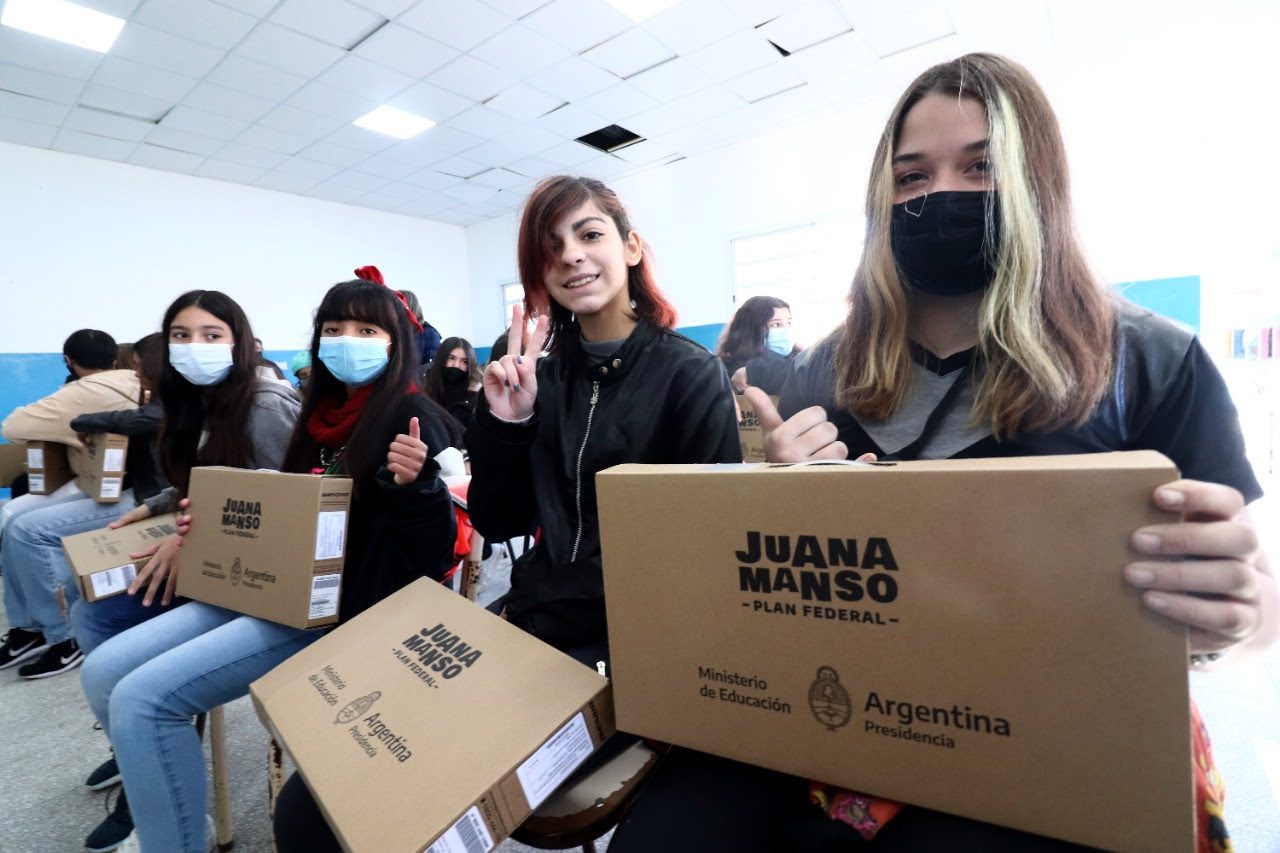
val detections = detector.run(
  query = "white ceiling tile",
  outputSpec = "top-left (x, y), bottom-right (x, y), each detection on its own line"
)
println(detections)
top-left (355, 153), bottom-right (420, 179)
top-left (53, 129), bottom-right (137, 160)
top-left (433, 154), bottom-right (490, 178)
top-left (582, 29), bottom-right (676, 78)
top-left (573, 153), bottom-right (633, 180)
top-left (785, 30), bottom-right (878, 84)
top-left (861, 4), bottom-right (955, 57)
top-left (669, 85), bottom-right (746, 119)
top-left (686, 31), bottom-right (781, 81)
top-left (704, 104), bottom-right (771, 138)
top-left (371, 180), bottom-right (426, 201)
top-left (401, 168), bottom-right (460, 190)
top-left (352, 24), bottom-right (459, 78)
top-left (746, 81), bottom-right (827, 124)
top-left (317, 55), bottom-right (414, 100)
top-left (526, 56), bottom-right (619, 102)
top-left (206, 57), bottom-right (308, 102)
top-left (725, 63), bottom-right (807, 103)
top-left (484, 84), bottom-right (564, 122)
top-left (396, 194), bottom-right (459, 217)
top-left (949, 1), bottom-right (1051, 50)
top-left (461, 138), bottom-right (525, 166)
top-left (443, 182), bottom-right (499, 205)
top-left (254, 170), bottom-right (322, 193)
top-left (296, 140), bottom-right (371, 167)
top-left (258, 105), bottom-right (346, 136)
top-left (0, 63), bottom-right (84, 104)
top-left (446, 105), bottom-right (521, 139)
top-left (146, 125), bottom-right (226, 155)
top-left (399, 0), bottom-right (513, 52)
top-left (286, 81), bottom-right (381, 121)
top-left (576, 83), bottom-right (658, 121)
top-left (388, 81), bottom-right (475, 124)
top-left (324, 169), bottom-right (391, 192)
top-left (470, 24), bottom-right (572, 77)
top-left (275, 156), bottom-right (343, 179)
top-left (533, 102), bottom-right (609, 138)
top-left (0, 28), bottom-right (103, 80)
top-left (0, 116), bottom-right (57, 147)
top-left (134, 0), bottom-right (259, 49)
top-left (727, 0), bottom-right (792, 27)
top-left (756, 1), bottom-right (852, 52)
top-left (128, 143), bottom-right (205, 172)
top-left (111, 24), bottom-right (225, 78)
top-left (521, 0), bottom-right (631, 52)
top-left (427, 56), bottom-right (518, 102)
top-left (536, 139), bottom-right (598, 167)
top-left (608, 138), bottom-right (674, 165)
top-left (0, 91), bottom-right (70, 126)
top-left (79, 0), bottom-right (144, 15)
top-left (392, 125), bottom-right (485, 164)
top-left (650, 122), bottom-right (720, 155)
top-left (642, 0), bottom-right (743, 55)
top-left (270, 0), bottom-right (387, 49)
top-left (210, 0), bottom-right (278, 13)
top-left (323, 123), bottom-right (400, 153)
top-left (63, 106), bottom-right (156, 140)
top-left (233, 24), bottom-right (346, 77)
top-left (307, 179), bottom-right (369, 202)
top-left (619, 103), bottom-right (687, 138)
top-left (194, 159), bottom-right (268, 183)
top-left (182, 82), bottom-right (277, 122)
top-left (487, 125), bottom-right (562, 155)
top-left (234, 124), bottom-right (312, 154)
top-left (79, 83), bottom-right (172, 121)
top-left (349, 0), bottom-right (418, 15)
top-left (160, 106), bottom-right (250, 140)
top-left (352, 193), bottom-right (412, 213)
top-left (625, 56), bottom-right (714, 101)
top-left (506, 154), bottom-right (561, 180)
top-left (429, 208), bottom-right (485, 226)
top-left (215, 143), bottom-right (290, 169)
top-left (468, 167), bottom-right (527, 189)
top-left (91, 57), bottom-right (198, 102)
top-left (477, 0), bottom-right (549, 17)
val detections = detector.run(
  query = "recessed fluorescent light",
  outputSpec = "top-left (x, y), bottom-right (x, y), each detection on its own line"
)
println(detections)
top-left (353, 106), bottom-right (435, 140)
top-left (603, 0), bottom-right (683, 22)
top-left (0, 0), bottom-right (125, 53)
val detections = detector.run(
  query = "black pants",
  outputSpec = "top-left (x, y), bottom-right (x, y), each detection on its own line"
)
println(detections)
top-left (274, 773), bottom-right (340, 853)
top-left (608, 748), bottom-right (1095, 852)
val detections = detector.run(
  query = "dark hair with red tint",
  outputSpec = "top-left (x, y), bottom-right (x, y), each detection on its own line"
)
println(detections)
top-left (517, 175), bottom-right (676, 355)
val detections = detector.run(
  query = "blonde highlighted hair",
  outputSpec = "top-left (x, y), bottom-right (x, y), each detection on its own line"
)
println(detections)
top-left (835, 53), bottom-right (1113, 439)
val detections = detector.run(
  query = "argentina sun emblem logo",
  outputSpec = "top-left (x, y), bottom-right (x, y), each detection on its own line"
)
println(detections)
top-left (335, 691), bottom-right (380, 725)
top-left (229, 557), bottom-right (242, 587)
top-left (808, 666), bottom-right (852, 731)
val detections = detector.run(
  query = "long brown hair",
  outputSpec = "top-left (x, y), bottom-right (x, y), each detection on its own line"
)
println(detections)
top-left (517, 175), bottom-right (677, 356)
top-left (834, 53), bottom-right (1114, 438)
top-left (717, 295), bottom-right (795, 366)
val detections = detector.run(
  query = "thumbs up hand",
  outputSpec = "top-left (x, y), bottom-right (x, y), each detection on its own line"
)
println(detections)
top-left (743, 386), bottom-right (864, 463)
top-left (388, 416), bottom-right (430, 485)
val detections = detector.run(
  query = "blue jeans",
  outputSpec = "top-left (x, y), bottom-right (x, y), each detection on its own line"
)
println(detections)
top-left (71, 589), bottom-right (183, 655)
top-left (80, 601), bottom-right (322, 853)
top-left (0, 479), bottom-right (83, 535)
top-left (1, 490), bottom-right (136, 643)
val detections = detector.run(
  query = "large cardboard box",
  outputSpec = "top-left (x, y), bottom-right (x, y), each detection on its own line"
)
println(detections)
top-left (0, 442), bottom-right (26, 487)
top-left (598, 452), bottom-right (1193, 853)
top-left (251, 576), bottom-right (615, 852)
top-left (61, 513), bottom-right (180, 602)
top-left (26, 441), bottom-right (73, 495)
top-left (77, 433), bottom-right (129, 503)
top-left (177, 467), bottom-right (353, 629)
top-left (735, 394), bottom-right (776, 463)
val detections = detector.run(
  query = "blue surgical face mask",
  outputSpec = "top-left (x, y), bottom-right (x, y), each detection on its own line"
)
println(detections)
top-left (169, 343), bottom-right (234, 386)
top-left (765, 327), bottom-right (794, 356)
top-left (319, 336), bottom-right (390, 387)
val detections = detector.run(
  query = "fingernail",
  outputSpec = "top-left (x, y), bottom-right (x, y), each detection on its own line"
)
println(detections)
top-left (1155, 488), bottom-right (1185, 508)
top-left (504, 379), bottom-right (510, 388)
top-left (1133, 532), bottom-right (1161, 552)
top-left (1145, 593), bottom-right (1169, 611)
top-left (517, 356), bottom-right (524, 365)
top-left (513, 384), bottom-right (521, 392)
top-left (1126, 566), bottom-right (1155, 585)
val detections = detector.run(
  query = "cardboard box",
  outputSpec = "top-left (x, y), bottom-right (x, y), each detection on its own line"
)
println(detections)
top-left (735, 394), bottom-right (776, 463)
top-left (61, 513), bottom-right (180, 602)
top-left (597, 452), bottom-right (1193, 853)
top-left (177, 467), bottom-right (353, 629)
top-left (251, 576), bottom-right (615, 852)
top-left (77, 433), bottom-right (129, 503)
top-left (26, 441), bottom-right (73, 495)
top-left (0, 442), bottom-right (26, 487)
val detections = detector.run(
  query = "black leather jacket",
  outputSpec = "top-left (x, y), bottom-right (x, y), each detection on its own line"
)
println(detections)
top-left (466, 319), bottom-right (742, 651)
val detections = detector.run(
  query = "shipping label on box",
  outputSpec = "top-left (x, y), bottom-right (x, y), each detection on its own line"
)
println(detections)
top-left (178, 467), bottom-right (353, 629)
top-left (0, 442), bottom-right (26, 487)
top-left (61, 513), bottom-right (180, 602)
top-left (26, 441), bottom-right (73, 495)
top-left (251, 577), bottom-right (615, 853)
top-left (598, 451), bottom-right (1194, 853)
top-left (735, 394), bottom-right (776, 463)
top-left (78, 433), bottom-right (129, 503)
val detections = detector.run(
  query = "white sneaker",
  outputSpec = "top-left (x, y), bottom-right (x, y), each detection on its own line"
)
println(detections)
top-left (117, 815), bottom-right (216, 853)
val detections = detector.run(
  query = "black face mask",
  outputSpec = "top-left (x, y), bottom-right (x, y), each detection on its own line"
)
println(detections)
top-left (890, 191), bottom-right (999, 296)
top-left (442, 366), bottom-right (468, 388)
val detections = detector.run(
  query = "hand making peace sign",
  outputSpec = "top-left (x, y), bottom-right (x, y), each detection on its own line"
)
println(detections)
top-left (483, 303), bottom-right (550, 422)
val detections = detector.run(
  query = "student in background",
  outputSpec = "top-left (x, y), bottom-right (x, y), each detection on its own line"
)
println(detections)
top-left (114, 342), bottom-right (134, 371)
top-left (423, 336), bottom-right (482, 429)
top-left (254, 336), bottom-right (287, 381)
top-left (77, 290), bottom-right (300, 853)
top-left (394, 286), bottom-right (443, 368)
top-left (289, 350), bottom-right (312, 391)
top-left (716, 295), bottom-right (799, 395)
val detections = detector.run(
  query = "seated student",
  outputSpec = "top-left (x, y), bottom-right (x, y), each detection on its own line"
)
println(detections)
top-left (0, 328), bottom-right (139, 670)
top-left (254, 336), bottom-right (288, 381)
top-left (84, 279), bottom-right (456, 853)
top-left (76, 291), bottom-right (299, 853)
top-left (717, 295), bottom-right (799, 395)
top-left (289, 350), bottom-right (312, 392)
top-left (423, 336), bottom-right (482, 429)
top-left (608, 53), bottom-right (1277, 852)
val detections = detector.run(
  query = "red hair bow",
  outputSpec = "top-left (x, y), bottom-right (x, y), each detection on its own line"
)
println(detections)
top-left (354, 265), bottom-right (423, 332)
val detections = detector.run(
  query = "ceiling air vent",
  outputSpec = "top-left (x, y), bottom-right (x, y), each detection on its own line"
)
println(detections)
top-left (575, 124), bottom-right (645, 154)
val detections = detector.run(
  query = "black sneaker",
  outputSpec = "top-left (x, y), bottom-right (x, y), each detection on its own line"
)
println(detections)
top-left (17, 637), bottom-right (84, 679)
top-left (0, 627), bottom-right (48, 670)
top-left (86, 756), bottom-right (121, 791)
top-left (86, 786), bottom-right (132, 852)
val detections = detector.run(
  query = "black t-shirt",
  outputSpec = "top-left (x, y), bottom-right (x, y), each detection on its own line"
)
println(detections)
top-left (780, 302), bottom-right (1262, 502)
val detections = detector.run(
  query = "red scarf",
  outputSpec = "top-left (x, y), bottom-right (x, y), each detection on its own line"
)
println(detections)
top-left (308, 385), bottom-right (373, 448)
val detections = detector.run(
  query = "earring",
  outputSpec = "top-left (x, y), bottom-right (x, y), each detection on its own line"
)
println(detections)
top-left (630, 299), bottom-right (637, 310)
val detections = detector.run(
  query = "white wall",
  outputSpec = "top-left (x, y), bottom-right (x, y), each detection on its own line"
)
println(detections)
top-left (0, 142), bottom-right (470, 353)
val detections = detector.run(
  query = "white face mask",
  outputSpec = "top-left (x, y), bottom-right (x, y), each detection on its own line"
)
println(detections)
top-left (169, 342), bottom-right (234, 386)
